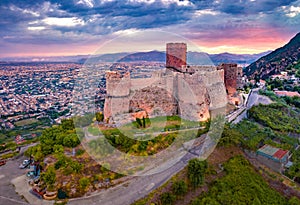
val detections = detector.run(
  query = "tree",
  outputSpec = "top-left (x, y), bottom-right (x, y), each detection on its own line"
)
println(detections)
top-left (95, 112), bottom-right (104, 122)
top-left (61, 119), bottom-right (75, 130)
top-left (160, 192), bottom-right (176, 205)
top-left (188, 159), bottom-right (208, 188)
top-left (172, 180), bottom-right (187, 196)
top-left (53, 144), bottom-right (64, 154)
top-left (42, 165), bottom-right (56, 190)
top-left (218, 124), bottom-right (242, 146)
top-left (63, 133), bottom-right (80, 148)
top-left (142, 117), bottom-right (146, 128)
top-left (136, 118), bottom-right (142, 128)
top-left (25, 145), bottom-right (44, 162)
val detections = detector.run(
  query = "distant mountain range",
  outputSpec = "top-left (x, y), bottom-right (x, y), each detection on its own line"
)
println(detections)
top-left (0, 51), bottom-right (271, 66)
top-left (81, 50), bottom-right (270, 66)
top-left (246, 32), bottom-right (300, 79)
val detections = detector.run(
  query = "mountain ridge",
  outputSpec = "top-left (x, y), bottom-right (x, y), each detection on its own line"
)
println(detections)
top-left (245, 32), bottom-right (300, 79)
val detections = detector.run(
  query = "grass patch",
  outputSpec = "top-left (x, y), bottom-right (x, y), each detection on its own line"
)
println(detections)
top-left (15, 118), bottom-right (39, 126)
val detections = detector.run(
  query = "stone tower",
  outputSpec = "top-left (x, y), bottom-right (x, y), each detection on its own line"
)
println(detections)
top-left (220, 63), bottom-right (238, 96)
top-left (104, 71), bottom-right (130, 122)
top-left (166, 43), bottom-right (187, 72)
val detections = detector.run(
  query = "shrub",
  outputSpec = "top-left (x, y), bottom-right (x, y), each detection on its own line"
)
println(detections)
top-left (79, 177), bottom-right (90, 191)
top-left (172, 180), bottom-right (187, 196)
top-left (160, 192), bottom-right (176, 205)
top-left (188, 159), bottom-right (208, 188)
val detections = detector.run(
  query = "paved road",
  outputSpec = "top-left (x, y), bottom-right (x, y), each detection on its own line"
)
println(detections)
top-left (232, 88), bottom-right (273, 124)
top-left (69, 152), bottom-right (197, 205)
top-left (0, 143), bottom-right (39, 205)
top-left (0, 156), bottom-right (30, 205)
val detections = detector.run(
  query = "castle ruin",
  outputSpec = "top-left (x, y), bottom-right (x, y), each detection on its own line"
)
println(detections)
top-left (104, 43), bottom-right (242, 124)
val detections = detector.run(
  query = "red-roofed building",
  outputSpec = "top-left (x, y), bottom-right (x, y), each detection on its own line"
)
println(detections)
top-left (273, 149), bottom-right (289, 162)
top-left (257, 145), bottom-right (290, 173)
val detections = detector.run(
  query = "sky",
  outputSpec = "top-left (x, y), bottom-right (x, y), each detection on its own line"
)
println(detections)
top-left (0, 0), bottom-right (300, 57)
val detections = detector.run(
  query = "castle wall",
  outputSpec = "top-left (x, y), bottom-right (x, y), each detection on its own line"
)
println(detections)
top-left (129, 86), bottom-right (177, 118)
top-left (104, 96), bottom-right (130, 123)
top-left (104, 66), bottom-right (227, 124)
top-left (175, 73), bottom-right (210, 121)
top-left (104, 43), bottom-right (231, 124)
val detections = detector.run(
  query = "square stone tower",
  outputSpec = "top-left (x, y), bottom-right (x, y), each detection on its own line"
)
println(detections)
top-left (220, 63), bottom-right (238, 96)
top-left (166, 43), bottom-right (187, 72)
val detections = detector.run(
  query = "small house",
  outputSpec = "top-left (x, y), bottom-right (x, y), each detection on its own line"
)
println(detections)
top-left (256, 145), bottom-right (289, 173)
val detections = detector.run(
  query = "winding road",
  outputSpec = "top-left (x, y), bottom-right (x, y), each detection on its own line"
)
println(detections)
top-left (69, 152), bottom-right (197, 205)
top-left (1, 89), bottom-right (274, 205)
top-left (232, 88), bottom-right (272, 124)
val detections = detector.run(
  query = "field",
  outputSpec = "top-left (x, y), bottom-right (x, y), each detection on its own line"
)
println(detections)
top-left (15, 118), bottom-right (39, 126)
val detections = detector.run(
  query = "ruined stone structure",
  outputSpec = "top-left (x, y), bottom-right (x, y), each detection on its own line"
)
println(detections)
top-left (218, 63), bottom-right (243, 96)
top-left (236, 66), bottom-right (244, 90)
top-left (104, 43), bottom-right (233, 124)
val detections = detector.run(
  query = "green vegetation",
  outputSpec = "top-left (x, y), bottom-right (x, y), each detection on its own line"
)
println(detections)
top-left (160, 192), bottom-right (176, 205)
top-left (0, 117), bottom-right (50, 144)
top-left (14, 118), bottom-right (39, 126)
top-left (25, 119), bottom-right (80, 161)
top-left (191, 156), bottom-right (288, 205)
top-left (220, 101), bottom-right (300, 185)
top-left (121, 116), bottom-right (205, 134)
top-left (133, 102), bottom-right (300, 205)
top-left (172, 180), bottom-right (188, 196)
top-left (79, 177), bottom-right (90, 191)
top-left (46, 109), bottom-right (70, 120)
top-left (21, 115), bottom-right (124, 199)
top-left (75, 149), bottom-right (85, 156)
top-left (219, 121), bottom-right (289, 151)
top-left (282, 96), bottom-right (300, 109)
top-left (285, 148), bottom-right (300, 180)
top-left (0, 151), bottom-right (19, 160)
top-left (248, 103), bottom-right (300, 133)
top-left (288, 197), bottom-right (300, 205)
top-left (259, 89), bottom-right (286, 103)
top-left (188, 159), bottom-right (208, 188)
top-left (134, 117), bottom-right (150, 129)
top-left (263, 76), bottom-right (300, 96)
top-left (41, 165), bottom-right (56, 190)
top-left (95, 112), bottom-right (104, 122)
top-left (53, 154), bottom-right (83, 175)
top-left (0, 141), bottom-right (17, 152)
top-left (88, 116), bottom-right (209, 156)
top-left (219, 102), bottom-right (299, 151)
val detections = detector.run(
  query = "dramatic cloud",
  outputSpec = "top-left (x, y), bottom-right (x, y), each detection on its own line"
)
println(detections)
top-left (0, 0), bottom-right (299, 57)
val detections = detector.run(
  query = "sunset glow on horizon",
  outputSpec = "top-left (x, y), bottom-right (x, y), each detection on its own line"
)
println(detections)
top-left (0, 0), bottom-right (299, 58)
